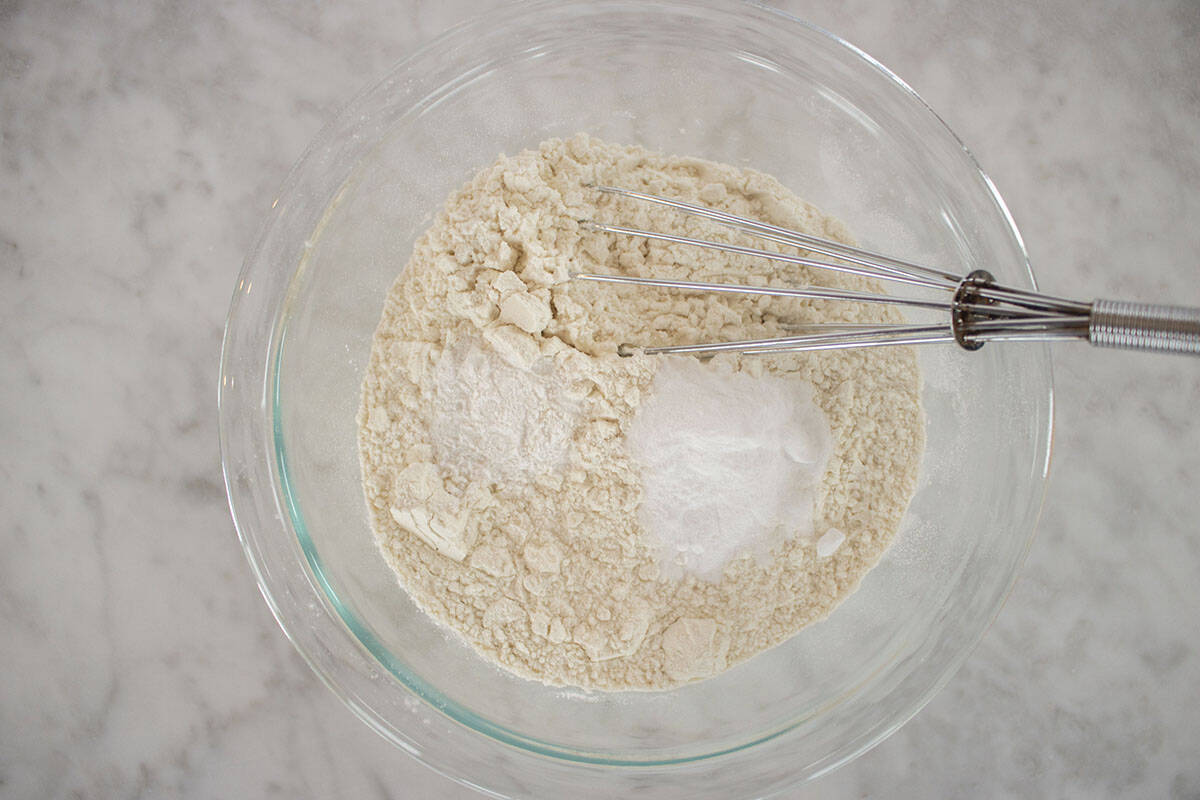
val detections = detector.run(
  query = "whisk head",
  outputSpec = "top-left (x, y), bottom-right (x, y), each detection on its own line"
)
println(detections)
top-left (572, 185), bottom-right (1094, 356)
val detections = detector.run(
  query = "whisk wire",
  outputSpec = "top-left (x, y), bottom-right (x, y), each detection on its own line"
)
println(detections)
top-left (571, 272), bottom-right (952, 310)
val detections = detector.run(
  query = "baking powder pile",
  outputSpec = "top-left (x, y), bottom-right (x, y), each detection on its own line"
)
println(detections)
top-left (358, 134), bottom-right (924, 690)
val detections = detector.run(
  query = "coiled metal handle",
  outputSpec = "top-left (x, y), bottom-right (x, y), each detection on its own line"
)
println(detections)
top-left (1089, 299), bottom-right (1200, 355)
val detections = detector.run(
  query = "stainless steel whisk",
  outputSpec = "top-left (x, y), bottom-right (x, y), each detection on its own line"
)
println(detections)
top-left (572, 185), bottom-right (1200, 357)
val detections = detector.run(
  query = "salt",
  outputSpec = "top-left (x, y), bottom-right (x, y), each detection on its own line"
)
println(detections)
top-left (627, 357), bottom-right (833, 580)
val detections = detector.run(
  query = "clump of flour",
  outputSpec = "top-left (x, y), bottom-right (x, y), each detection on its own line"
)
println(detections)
top-left (628, 356), bottom-right (832, 580)
top-left (357, 134), bottom-right (925, 690)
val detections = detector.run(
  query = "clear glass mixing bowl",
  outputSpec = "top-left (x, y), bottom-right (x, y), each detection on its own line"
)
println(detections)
top-left (218, 2), bottom-right (1053, 797)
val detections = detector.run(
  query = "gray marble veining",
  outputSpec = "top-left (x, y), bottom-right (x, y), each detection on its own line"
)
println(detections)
top-left (2, 1), bottom-right (1198, 797)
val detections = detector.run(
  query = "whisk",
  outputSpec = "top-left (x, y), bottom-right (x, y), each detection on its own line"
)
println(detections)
top-left (572, 185), bottom-right (1200, 357)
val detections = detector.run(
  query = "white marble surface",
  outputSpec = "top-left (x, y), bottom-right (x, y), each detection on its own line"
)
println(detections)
top-left (3, 1), bottom-right (1199, 797)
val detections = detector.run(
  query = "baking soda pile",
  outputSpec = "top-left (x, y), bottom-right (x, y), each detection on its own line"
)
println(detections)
top-left (357, 134), bottom-right (924, 690)
top-left (627, 356), bottom-right (832, 580)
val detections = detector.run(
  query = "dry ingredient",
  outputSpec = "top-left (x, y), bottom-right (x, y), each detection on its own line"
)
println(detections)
top-left (431, 340), bottom-right (582, 487)
top-left (358, 134), bottom-right (924, 690)
top-left (627, 356), bottom-right (832, 581)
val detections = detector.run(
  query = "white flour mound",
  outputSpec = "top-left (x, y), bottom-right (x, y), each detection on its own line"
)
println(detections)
top-left (431, 341), bottom-right (581, 487)
top-left (357, 134), bottom-right (924, 690)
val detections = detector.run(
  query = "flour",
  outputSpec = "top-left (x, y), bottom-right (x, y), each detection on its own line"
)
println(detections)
top-left (627, 356), bottom-right (831, 580)
top-left (816, 527), bottom-right (846, 559)
top-left (357, 134), bottom-right (925, 690)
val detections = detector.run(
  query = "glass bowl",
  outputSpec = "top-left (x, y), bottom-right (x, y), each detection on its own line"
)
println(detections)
top-left (218, 1), bottom-right (1053, 797)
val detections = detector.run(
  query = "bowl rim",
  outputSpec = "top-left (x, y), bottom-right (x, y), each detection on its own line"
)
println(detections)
top-left (218, 0), bottom-right (1054, 795)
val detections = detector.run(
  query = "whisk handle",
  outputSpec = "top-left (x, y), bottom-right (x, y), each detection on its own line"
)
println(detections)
top-left (1089, 299), bottom-right (1200, 355)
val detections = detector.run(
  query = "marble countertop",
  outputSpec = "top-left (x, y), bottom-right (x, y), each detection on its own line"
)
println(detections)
top-left (3, 1), bottom-right (1198, 797)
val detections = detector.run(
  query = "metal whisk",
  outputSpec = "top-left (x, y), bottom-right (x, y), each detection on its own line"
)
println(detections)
top-left (572, 186), bottom-right (1200, 357)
